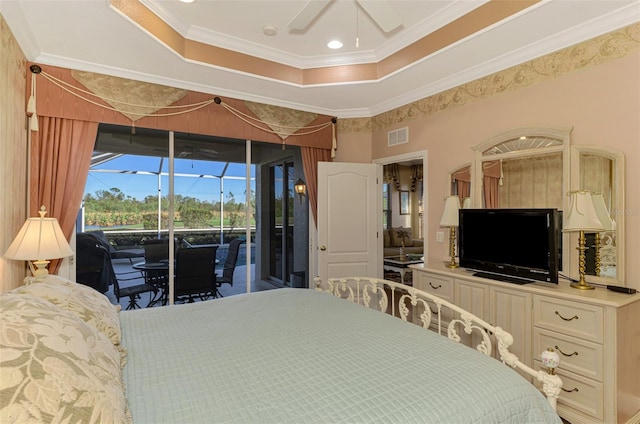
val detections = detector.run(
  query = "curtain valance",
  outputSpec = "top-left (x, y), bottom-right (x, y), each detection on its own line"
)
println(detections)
top-left (28, 63), bottom-right (334, 150)
top-left (383, 164), bottom-right (401, 190)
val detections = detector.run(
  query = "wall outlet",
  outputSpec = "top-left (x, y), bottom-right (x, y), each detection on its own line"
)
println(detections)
top-left (436, 231), bottom-right (445, 243)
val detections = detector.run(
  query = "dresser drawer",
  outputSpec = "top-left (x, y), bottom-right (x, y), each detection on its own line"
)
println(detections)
top-left (535, 360), bottom-right (604, 421)
top-left (413, 272), bottom-right (454, 332)
top-left (533, 328), bottom-right (603, 381)
top-left (533, 296), bottom-right (604, 343)
top-left (414, 272), bottom-right (453, 300)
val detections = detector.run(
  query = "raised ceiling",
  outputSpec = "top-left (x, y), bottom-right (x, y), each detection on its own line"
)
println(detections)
top-left (1, 0), bottom-right (638, 117)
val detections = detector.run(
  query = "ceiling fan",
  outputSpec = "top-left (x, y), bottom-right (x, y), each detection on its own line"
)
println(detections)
top-left (287, 0), bottom-right (402, 33)
top-left (176, 146), bottom-right (219, 159)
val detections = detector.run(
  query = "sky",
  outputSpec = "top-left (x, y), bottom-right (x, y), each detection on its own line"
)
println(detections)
top-left (85, 155), bottom-right (255, 204)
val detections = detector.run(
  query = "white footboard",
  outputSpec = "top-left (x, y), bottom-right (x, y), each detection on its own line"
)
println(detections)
top-left (315, 276), bottom-right (563, 411)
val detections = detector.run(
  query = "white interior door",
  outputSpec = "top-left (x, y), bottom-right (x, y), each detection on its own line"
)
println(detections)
top-left (317, 161), bottom-right (381, 282)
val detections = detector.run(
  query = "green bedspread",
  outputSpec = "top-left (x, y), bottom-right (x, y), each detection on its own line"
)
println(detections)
top-left (120, 288), bottom-right (561, 423)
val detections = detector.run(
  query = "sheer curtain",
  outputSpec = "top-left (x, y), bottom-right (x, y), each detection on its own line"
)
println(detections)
top-left (30, 117), bottom-right (97, 273)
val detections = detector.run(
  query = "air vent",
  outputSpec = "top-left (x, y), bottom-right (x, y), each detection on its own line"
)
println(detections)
top-left (388, 127), bottom-right (408, 146)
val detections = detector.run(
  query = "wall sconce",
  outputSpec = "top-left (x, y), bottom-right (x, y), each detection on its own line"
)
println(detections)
top-left (440, 196), bottom-right (461, 268)
top-left (564, 191), bottom-right (604, 290)
top-left (294, 179), bottom-right (306, 202)
top-left (4, 206), bottom-right (73, 280)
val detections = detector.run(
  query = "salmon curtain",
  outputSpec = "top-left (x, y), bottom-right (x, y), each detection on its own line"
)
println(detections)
top-left (301, 147), bottom-right (333, 227)
top-left (451, 165), bottom-right (471, 204)
top-left (30, 117), bottom-right (98, 273)
top-left (482, 160), bottom-right (502, 209)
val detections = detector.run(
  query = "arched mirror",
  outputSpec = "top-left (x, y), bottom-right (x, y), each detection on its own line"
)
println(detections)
top-left (472, 127), bottom-right (572, 273)
top-left (571, 145), bottom-right (625, 286)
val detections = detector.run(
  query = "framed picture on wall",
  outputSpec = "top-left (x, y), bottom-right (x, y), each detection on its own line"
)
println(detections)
top-left (399, 190), bottom-right (410, 215)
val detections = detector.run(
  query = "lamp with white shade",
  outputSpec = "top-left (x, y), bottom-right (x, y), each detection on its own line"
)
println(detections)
top-left (564, 191), bottom-right (605, 289)
top-left (440, 196), bottom-right (461, 268)
top-left (4, 206), bottom-right (73, 280)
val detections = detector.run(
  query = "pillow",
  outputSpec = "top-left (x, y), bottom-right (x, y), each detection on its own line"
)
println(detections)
top-left (0, 293), bottom-right (128, 423)
top-left (16, 275), bottom-right (122, 347)
top-left (390, 227), bottom-right (414, 247)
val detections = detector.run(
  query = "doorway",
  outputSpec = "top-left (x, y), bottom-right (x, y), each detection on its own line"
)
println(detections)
top-left (374, 151), bottom-right (428, 267)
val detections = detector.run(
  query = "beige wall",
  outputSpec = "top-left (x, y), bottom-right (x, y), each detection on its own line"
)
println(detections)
top-left (336, 39), bottom-right (640, 289)
top-left (0, 15), bottom-right (28, 292)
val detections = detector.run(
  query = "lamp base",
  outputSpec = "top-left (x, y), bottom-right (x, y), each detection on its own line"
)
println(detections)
top-left (446, 259), bottom-right (459, 269)
top-left (570, 281), bottom-right (595, 290)
top-left (29, 259), bottom-right (51, 279)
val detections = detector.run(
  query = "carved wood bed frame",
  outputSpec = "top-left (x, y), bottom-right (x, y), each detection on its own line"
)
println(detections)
top-left (315, 276), bottom-right (563, 410)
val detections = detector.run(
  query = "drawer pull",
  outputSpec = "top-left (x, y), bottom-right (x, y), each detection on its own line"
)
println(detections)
top-left (555, 311), bottom-right (579, 321)
top-left (555, 345), bottom-right (579, 357)
top-left (428, 305), bottom-right (438, 315)
top-left (429, 282), bottom-right (442, 289)
top-left (562, 387), bottom-right (579, 393)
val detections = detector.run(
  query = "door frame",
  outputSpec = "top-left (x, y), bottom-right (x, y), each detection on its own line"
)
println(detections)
top-left (373, 151), bottom-right (428, 260)
top-left (308, 151), bottom-right (427, 287)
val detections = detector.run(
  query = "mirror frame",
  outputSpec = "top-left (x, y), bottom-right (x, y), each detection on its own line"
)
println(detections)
top-left (570, 145), bottom-right (626, 286)
top-left (471, 127), bottom-right (572, 274)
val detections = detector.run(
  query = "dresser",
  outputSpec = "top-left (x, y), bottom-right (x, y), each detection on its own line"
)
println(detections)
top-left (412, 263), bottom-right (640, 424)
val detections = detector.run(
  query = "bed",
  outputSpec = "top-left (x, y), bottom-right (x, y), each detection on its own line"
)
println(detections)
top-left (1, 275), bottom-right (562, 423)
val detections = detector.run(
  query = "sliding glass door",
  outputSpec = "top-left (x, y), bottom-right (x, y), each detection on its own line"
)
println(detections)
top-left (268, 161), bottom-right (295, 285)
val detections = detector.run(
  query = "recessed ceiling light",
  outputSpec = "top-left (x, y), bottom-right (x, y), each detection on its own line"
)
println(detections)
top-left (179, 0), bottom-right (195, 3)
top-left (327, 40), bottom-right (343, 49)
top-left (263, 25), bottom-right (277, 36)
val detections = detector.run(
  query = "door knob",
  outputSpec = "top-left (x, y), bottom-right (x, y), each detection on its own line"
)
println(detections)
top-left (319, 245), bottom-right (326, 251)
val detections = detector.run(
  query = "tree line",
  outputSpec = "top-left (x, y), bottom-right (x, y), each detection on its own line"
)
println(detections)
top-left (83, 187), bottom-right (255, 229)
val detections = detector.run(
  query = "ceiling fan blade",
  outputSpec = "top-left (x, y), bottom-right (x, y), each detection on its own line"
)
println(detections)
top-left (357, 0), bottom-right (402, 33)
top-left (287, 0), bottom-right (331, 31)
top-left (199, 148), bottom-right (219, 155)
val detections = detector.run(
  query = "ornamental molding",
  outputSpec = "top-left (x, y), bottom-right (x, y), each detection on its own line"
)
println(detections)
top-left (339, 23), bottom-right (639, 134)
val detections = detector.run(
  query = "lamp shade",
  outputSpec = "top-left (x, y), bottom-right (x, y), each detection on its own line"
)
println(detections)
top-left (590, 193), bottom-right (615, 232)
top-left (440, 196), bottom-right (461, 227)
top-left (4, 207), bottom-right (73, 261)
top-left (564, 191), bottom-right (605, 232)
top-left (462, 197), bottom-right (471, 209)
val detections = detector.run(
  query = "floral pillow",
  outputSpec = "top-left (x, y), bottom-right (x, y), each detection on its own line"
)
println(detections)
top-left (390, 227), bottom-right (414, 247)
top-left (16, 275), bottom-right (122, 347)
top-left (0, 293), bottom-right (128, 423)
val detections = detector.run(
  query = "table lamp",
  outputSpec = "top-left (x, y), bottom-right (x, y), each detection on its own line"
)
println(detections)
top-left (440, 196), bottom-right (461, 268)
top-left (4, 206), bottom-right (73, 280)
top-left (564, 191), bottom-right (604, 289)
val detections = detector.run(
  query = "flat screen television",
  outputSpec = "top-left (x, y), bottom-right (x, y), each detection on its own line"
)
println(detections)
top-left (459, 208), bottom-right (561, 284)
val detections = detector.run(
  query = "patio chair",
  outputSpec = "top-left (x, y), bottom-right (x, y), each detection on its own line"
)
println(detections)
top-left (174, 245), bottom-right (219, 303)
top-left (77, 234), bottom-right (156, 309)
top-left (84, 230), bottom-right (144, 264)
top-left (143, 238), bottom-right (170, 263)
top-left (215, 239), bottom-right (244, 294)
top-left (113, 272), bottom-right (158, 310)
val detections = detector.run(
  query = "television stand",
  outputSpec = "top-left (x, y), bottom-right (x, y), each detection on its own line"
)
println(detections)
top-left (472, 272), bottom-right (532, 285)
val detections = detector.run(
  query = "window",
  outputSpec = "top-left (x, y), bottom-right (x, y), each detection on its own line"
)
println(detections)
top-left (382, 183), bottom-right (391, 229)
